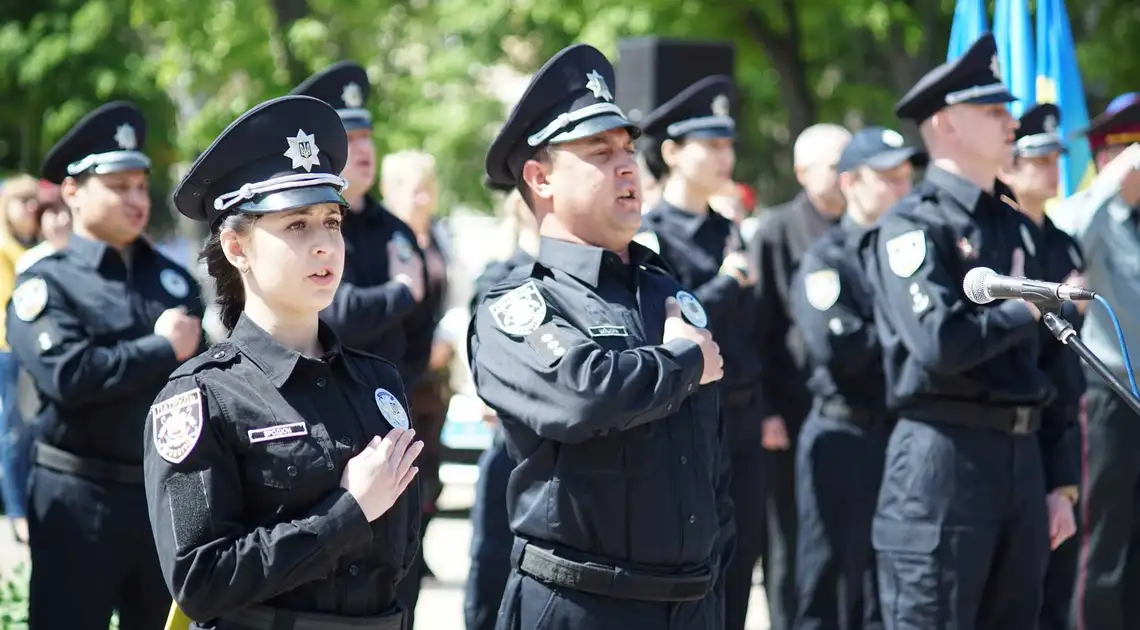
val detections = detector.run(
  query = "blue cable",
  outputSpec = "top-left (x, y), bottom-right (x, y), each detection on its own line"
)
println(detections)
top-left (1093, 294), bottom-right (1140, 397)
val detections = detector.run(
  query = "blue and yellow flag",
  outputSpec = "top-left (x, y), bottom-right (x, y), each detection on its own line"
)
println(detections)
top-left (1036, 0), bottom-right (1093, 197)
top-left (947, 0), bottom-right (990, 61)
top-left (993, 0), bottom-right (1035, 117)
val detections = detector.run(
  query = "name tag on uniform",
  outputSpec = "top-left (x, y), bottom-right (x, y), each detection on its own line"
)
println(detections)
top-left (248, 422), bottom-right (308, 444)
top-left (588, 325), bottom-right (628, 338)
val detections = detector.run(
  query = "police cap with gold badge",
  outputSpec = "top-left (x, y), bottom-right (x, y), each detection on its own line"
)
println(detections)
top-left (40, 101), bottom-right (151, 185)
top-left (291, 61), bottom-right (373, 131)
top-left (1014, 103), bottom-right (1065, 158)
top-left (1081, 93), bottom-right (1140, 154)
top-left (894, 33), bottom-right (1016, 124)
top-left (172, 95), bottom-right (349, 226)
top-left (639, 75), bottom-right (736, 142)
top-left (484, 43), bottom-right (640, 189)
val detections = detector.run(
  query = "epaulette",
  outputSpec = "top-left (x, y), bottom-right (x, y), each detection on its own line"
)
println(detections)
top-left (169, 342), bottom-right (240, 379)
top-left (343, 346), bottom-right (402, 375)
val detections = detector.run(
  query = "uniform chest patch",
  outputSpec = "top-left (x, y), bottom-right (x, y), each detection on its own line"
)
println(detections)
top-left (633, 231), bottom-right (661, 254)
top-left (1019, 224), bottom-right (1037, 258)
top-left (392, 232), bottom-right (415, 262)
top-left (248, 422), bottom-right (308, 444)
top-left (375, 388), bottom-right (409, 429)
top-left (886, 230), bottom-right (926, 278)
top-left (804, 269), bottom-right (841, 311)
top-left (11, 277), bottom-right (48, 322)
top-left (676, 290), bottom-right (707, 328)
top-left (160, 268), bottom-right (190, 299)
top-left (151, 389), bottom-right (205, 464)
top-left (489, 281), bottom-right (548, 336)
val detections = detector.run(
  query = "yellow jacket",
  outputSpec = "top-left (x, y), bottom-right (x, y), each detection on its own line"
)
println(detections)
top-left (0, 231), bottom-right (28, 351)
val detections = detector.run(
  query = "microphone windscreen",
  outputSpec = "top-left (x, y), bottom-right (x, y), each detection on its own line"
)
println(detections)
top-left (963, 266), bottom-right (998, 305)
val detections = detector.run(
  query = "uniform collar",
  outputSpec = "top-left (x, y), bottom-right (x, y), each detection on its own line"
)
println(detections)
top-left (66, 232), bottom-right (152, 270)
top-left (230, 313), bottom-right (364, 388)
top-left (655, 200), bottom-right (726, 238)
top-left (536, 236), bottom-right (658, 287)
top-left (924, 165), bottom-right (984, 212)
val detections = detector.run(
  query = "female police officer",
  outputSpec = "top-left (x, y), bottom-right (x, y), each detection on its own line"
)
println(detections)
top-left (143, 95), bottom-right (423, 630)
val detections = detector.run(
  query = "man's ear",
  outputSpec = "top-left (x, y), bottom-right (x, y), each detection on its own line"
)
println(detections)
top-left (521, 156), bottom-right (554, 202)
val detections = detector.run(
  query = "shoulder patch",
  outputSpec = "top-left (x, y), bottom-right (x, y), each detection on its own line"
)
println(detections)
top-left (885, 230), bottom-right (926, 278)
top-left (1019, 223), bottom-right (1037, 258)
top-left (374, 388), bottom-right (410, 429)
top-left (676, 290), bottom-right (708, 328)
top-left (11, 277), bottom-right (48, 322)
top-left (488, 280), bottom-right (548, 336)
top-left (151, 388), bottom-right (205, 464)
top-left (633, 231), bottom-right (661, 254)
top-left (804, 269), bottom-right (841, 311)
top-left (525, 322), bottom-right (573, 366)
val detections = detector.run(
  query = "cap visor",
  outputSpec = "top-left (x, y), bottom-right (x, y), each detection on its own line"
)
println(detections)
top-left (89, 154), bottom-right (152, 176)
top-left (237, 185), bottom-right (348, 215)
top-left (680, 127), bottom-right (736, 141)
top-left (549, 114), bottom-right (642, 144)
top-left (962, 91), bottom-right (1017, 105)
top-left (865, 147), bottom-right (924, 171)
top-left (1017, 144), bottom-right (1066, 158)
top-left (339, 117), bottom-right (373, 132)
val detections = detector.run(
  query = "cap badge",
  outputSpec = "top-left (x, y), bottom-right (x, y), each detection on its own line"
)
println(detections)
top-left (114, 124), bottom-right (138, 150)
top-left (342, 82), bottom-right (364, 109)
top-left (284, 129), bottom-right (321, 172)
top-left (990, 54), bottom-right (1003, 81)
top-left (585, 70), bottom-right (613, 102)
top-left (881, 129), bottom-right (905, 148)
top-left (712, 94), bottom-right (731, 117)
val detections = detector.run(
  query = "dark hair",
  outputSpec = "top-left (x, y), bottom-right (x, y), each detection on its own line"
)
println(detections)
top-left (515, 145), bottom-right (553, 210)
top-left (199, 213), bottom-right (258, 332)
top-left (641, 136), bottom-right (669, 180)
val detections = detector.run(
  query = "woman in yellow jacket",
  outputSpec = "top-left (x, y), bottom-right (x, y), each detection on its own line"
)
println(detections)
top-left (0, 174), bottom-right (50, 542)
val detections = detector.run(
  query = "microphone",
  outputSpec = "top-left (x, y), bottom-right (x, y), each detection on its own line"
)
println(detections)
top-left (963, 266), bottom-right (1097, 305)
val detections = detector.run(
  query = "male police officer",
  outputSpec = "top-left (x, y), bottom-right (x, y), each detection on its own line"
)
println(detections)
top-left (291, 62), bottom-right (436, 624)
top-left (1051, 93), bottom-right (1140, 630)
top-left (860, 34), bottom-right (1079, 629)
top-left (998, 102), bottom-right (1087, 630)
top-left (747, 122), bottom-right (851, 630)
top-left (468, 43), bottom-right (734, 630)
top-left (789, 127), bottom-right (923, 630)
top-left (7, 102), bottom-right (204, 629)
top-left (634, 75), bottom-right (766, 630)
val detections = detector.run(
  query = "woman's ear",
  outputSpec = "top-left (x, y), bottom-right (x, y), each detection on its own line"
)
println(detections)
top-left (220, 227), bottom-right (250, 274)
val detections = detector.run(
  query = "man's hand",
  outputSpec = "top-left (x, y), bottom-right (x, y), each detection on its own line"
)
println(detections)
top-left (1064, 270), bottom-right (1090, 314)
top-left (663, 297), bottom-right (723, 385)
top-left (1046, 489), bottom-right (1078, 550)
top-left (761, 415), bottom-right (790, 451)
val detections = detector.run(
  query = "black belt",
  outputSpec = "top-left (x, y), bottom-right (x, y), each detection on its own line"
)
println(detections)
top-left (905, 402), bottom-right (1042, 435)
top-left (513, 539), bottom-right (713, 603)
top-left (220, 604), bottom-right (405, 630)
top-left (819, 400), bottom-right (879, 427)
top-left (34, 442), bottom-right (143, 484)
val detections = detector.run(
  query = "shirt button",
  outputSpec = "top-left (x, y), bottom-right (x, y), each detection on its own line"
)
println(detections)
top-left (688, 514), bottom-right (696, 524)
top-left (213, 350), bottom-right (225, 359)
top-left (287, 465), bottom-right (298, 476)
top-left (680, 456), bottom-right (688, 465)
top-left (338, 437), bottom-right (353, 448)
top-left (348, 564), bottom-right (360, 576)
top-left (667, 404), bottom-right (674, 411)
top-left (316, 377), bottom-right (327, 388)
top-left (687, 384), bottom-right (694, 393)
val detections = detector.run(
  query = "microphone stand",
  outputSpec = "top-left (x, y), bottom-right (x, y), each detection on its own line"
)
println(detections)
top-left (1040, 302), bottom-right (1140, 416)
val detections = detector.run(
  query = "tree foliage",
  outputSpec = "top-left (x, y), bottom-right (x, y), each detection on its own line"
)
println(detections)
top-left (2, 0), bottom-right (1138, 234)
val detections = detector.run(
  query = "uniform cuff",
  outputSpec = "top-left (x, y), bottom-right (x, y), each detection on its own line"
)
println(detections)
top-left (662, 338), bottom-right (706, 393)
top-left (136, 334), bottom-right (180, 370)
top-left (311, 488), bottom-right (374, 562)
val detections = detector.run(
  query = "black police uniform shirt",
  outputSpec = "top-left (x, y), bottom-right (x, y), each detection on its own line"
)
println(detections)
top-left (638, 202), bottom-right (763, 399)
top-left (143, 314), bottom-right (420, 622)
top-left (467, 237), bottom-right (734, 573)
top-left (748, 192), bottom-right (839, 423)
top-left (321, 195), bottom-right (435, 387)
top-left (790, 216), bottom-right (887, 415)
top-left (6, 233), bottom-right (203, 466)
top-left (859, 165), bottom-right (1078, 487)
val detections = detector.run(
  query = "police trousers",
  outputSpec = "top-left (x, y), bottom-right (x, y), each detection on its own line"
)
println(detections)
top-left (494, 570), bottom-right (724, 630)
top-left (793, 408), bottom-right (886, 630)
top-left (873, 418), bottom-right (1048, 630)
top-left (27, 465), bottom-right (170, 630)
top-left (464, 434), bottom-right (515, 630)
top-left (1073, 383), bottom-right (1140, 630)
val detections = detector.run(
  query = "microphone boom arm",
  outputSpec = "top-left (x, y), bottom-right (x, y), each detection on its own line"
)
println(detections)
top-left (1041, 308), bottom-right (1140, 417)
